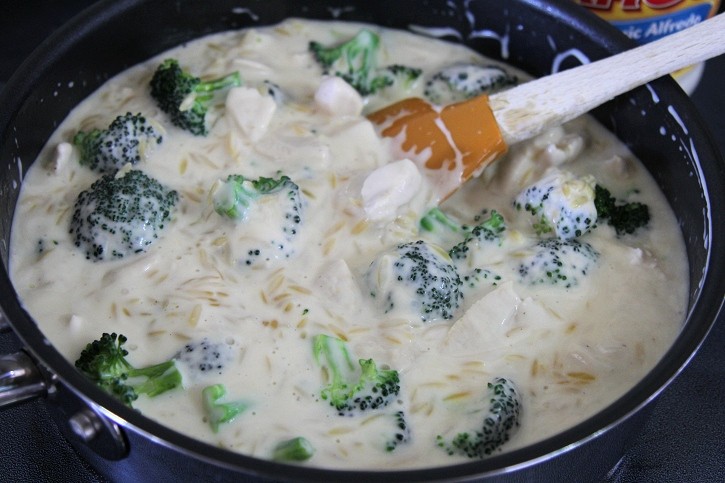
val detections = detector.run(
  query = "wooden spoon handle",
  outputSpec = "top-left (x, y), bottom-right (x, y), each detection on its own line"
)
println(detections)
top-left (489, 13), bottom-right (725, 145)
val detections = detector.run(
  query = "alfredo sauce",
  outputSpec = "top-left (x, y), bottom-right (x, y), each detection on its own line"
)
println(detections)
top-left (9, 19), bottom-right (688, 469)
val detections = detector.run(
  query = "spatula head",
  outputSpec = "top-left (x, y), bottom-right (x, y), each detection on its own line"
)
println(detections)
top-left (367, 95), bottom-right (507, 200)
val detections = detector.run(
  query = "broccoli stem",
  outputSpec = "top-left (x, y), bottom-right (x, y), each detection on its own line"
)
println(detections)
top-left (312, 334), bottom-right (356, 409)
top-left (202, 384), bottom-right (248, 433)
top-left (129, 360), bottom-right (182, 397)
top-left (192, 72), bottom-right (242, 107)
top-left (272, 437), bottom-right (316, 462)
top-left (420, 207), bottom-right (467, 233)
top-left (196, 72), bottom-right (242, 94)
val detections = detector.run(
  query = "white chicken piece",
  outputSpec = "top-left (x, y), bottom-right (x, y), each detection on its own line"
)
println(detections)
top-left (443, 282), bottom-right (570, 360)
top-left (361, 158), bottom-right (422, 221)
top-left (314, 76), bottom-right (363, 117)
top-left (225, 86), bottom-right (277, 142)
top-left (443, 282), bottom-right (521, 356)
top-left (50, 142), bottom-right (74, 173)
top-left (314, 259), bottom-right (364, 312)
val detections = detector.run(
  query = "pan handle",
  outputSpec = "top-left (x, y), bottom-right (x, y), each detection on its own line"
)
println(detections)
top-left (0, 350), bottom-right (49, 408)
top-left (0, 347), bottom-right (129, 459)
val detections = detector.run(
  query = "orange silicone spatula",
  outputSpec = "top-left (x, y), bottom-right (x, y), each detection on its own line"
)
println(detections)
top-left (368, 13), bottom-right (725, 201)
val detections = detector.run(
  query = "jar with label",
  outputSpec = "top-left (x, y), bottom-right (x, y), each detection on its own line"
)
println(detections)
top-left (574, 0), bottom-right (722, 94)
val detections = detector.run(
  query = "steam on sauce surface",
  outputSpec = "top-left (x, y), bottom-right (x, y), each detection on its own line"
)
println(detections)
top-left (9, 19), bottom-right (687, 469)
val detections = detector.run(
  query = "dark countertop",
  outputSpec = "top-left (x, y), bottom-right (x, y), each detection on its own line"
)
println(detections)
top-left (1, 2), bottom-right (723, 482)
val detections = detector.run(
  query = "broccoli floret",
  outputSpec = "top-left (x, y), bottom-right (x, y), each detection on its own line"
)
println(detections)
top-left (594, 184), bottom-right (650, 235)
top-left (74, 332), bottom-right (182, 407)
top-left (312, 335), bottom-right (410, 452)
top-left (445, 212), bottom-right (506, 292)
top-left (449, 210), bottom-right (506, 261)
top-left (272, 437), bottom-right (316, 462)
top-left (517, 238), bottom-right (599, 288)
top-left (69, 169), bottom-right (178, 261)
top-left (201, 384), bottom-right (248, 433)
top-left (419, 207), bottom-right (473, 249)
top-left (312, 334), bottom-right (355, 411)
top-left (436, 377), bottom-right (521, 459)
top-left (149, 58), bottom-right (241, 136)
top-left (377, 64), bottom-right (423, 93)
top-left (73, 112), bottom-right (163, 174)
top-left (212, 174), bottom-right (303, 266)
top-left (424, 64), bottom-right (517, 105)
top-left (419, 208), bottom-right (505, 263)
top-left (309, 30), bottom-right (424, 98)
top-left (366, 240), bottom-right (463, 322)
top-left (174, 338), bottom-right (236, 380)
top-left (354, 358), bottom-right (401, 411)
top-left (309, 29), bottom-right (392, 96)
top-left (514, 170), bottom-right (598, 240)
top-left (312, 334), bottom-right (401, 416)
top-left (385, 410), bottom-right (411, 452)
top-left (213, 174), bottom-right (297, 220)
top-left (460, 267), bottom-right (502, 290)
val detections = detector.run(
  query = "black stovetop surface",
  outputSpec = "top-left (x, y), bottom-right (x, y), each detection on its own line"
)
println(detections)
top-left (1, 2), bottom-right (723, 481)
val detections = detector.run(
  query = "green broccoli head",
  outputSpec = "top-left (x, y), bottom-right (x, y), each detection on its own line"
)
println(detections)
top-left (385, 410), bottom-right (411, 452)
top-left (514, 170), bottom-right (598, 240)
top-left (449, 210), bottom-right (506, 261)
top-left (212, 174), bottom-right (304, 266)
top-left (149, 58), bottom-right (241, 136)
top-left (366, 240), bottom-right (463, 322)
top-left (424, 63), bottom-right (517, 105)
top-left (377, 64), bottom-right (423, 95)
top-left (517, 238), bottom-right (599, 288)
top-left (73, 112), bottom-right (163, 174)
top-left (352, 358), bottom-right (401, 412)
top-left (69, 169), bottom-right (178, 261)
top-left (460, 267), bottom-right (502, 290)
top-left (594, 184), bottom-right (650, 236)
top-left (213, 174), bottom-right (296, 219)
top-left (174, 338), bottom-right (236, 380)
top-left (74, 332), bottom-right (182, 407)
top-left (437, 377), bottom-right (521, 459)
top-left (428, 210), bottom-right (505, 293)
top-left (309, 28), bottom-right (392, 96)
top-left (312, 335), bottom-right (401, 416)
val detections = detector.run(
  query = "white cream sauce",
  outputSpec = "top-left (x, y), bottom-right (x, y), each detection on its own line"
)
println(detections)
top-left (9, 19), bottom-right (688, 470)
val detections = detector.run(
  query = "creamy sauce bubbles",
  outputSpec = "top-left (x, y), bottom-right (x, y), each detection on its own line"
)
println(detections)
top-left (9, 19), bottom-right (688, 469)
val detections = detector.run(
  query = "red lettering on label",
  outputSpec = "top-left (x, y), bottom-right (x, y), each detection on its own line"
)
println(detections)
top-left (621, 0), bottom-right (642, 10)
top-left (578, 0), bottom-right (641, 10)
top-left (577, 0), bottom-right (638, 9)
top-left (643, 0), bottom-right (686, 8)
top-left (578, 0), bottom-right (615, 8)
top-left (578, 0), bottom-right (687, 10)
